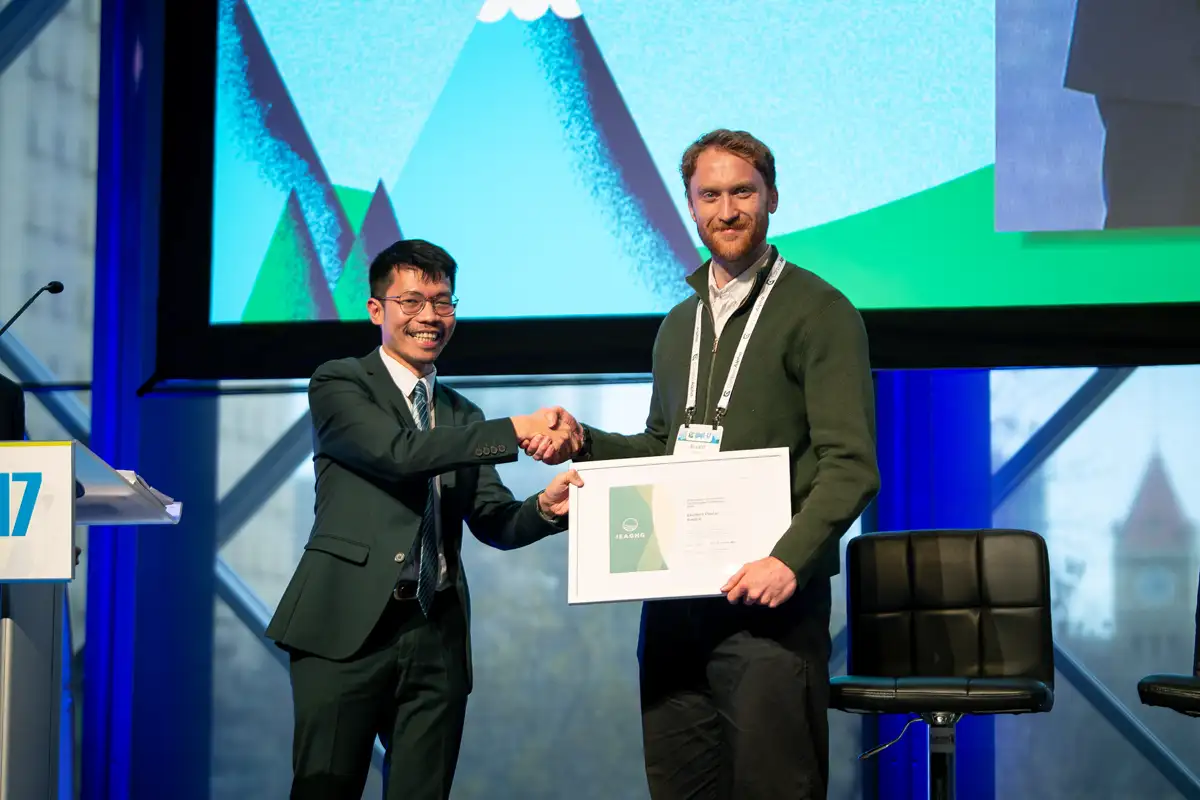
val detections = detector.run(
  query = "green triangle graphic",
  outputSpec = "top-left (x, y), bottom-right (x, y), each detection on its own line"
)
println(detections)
top-left (333, 237), bottom-right (371, 321)
top-left (241, 190), bottom-right (335, 322)
top-left (333, 184), bottom-right (374, 234)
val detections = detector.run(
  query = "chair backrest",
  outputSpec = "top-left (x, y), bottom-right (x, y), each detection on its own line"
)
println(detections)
top-left (844, 529), bottom-right (1054, 685)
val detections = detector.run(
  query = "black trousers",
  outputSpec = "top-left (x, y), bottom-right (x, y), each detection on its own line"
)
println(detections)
top-left (638, 576), bottom-right (833, 800)
top-left (288, 589), bottom-right (469, 800)
top-left (1096, 97), bottom-right (1200, 229)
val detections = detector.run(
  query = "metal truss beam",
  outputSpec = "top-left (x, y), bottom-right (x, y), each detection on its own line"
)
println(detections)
top-left (0, 0), bottom-right (68, 75)
top-left (992, 367), bottom-right (1135, 510)
top-left (0, 332), bottom-right (90, 442)
top-left (1056, 642), bottom-right (1200, 798)
top-left (215, 411), bottom-right (313, 548)
top-left (213, 557), bottom-right (287, 672)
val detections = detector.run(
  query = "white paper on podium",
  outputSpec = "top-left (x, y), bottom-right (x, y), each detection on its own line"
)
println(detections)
top-left (566, 447), bottom-right (793, 604)
top-left (72, 445), bottom-right (182, 525)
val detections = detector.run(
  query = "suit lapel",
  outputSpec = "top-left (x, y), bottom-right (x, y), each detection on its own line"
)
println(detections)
top-left (434, 383), bottom-right (457, 494)
top-left (361, 349), bottom-right (417, 428)
top-left (433, 383), bottom-right (462, 581)
top-left (363, 348), bottom-right (461, 509)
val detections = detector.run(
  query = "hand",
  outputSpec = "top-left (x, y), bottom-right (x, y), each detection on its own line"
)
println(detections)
top-left (537, 469), bottom-right (584, 517)
top-left (522, 406), bottom-right (584, 465)
top-left (511, 408), bottom-right (573, 458)
top-left (721, 556), bottom-right (797, 608)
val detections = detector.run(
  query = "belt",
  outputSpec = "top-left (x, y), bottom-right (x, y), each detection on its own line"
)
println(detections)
top-left (393, 581), bottom-right (453, 602)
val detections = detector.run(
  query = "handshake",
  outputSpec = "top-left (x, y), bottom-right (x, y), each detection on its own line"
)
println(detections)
top-left (510, 406), bottom-right (584, 465)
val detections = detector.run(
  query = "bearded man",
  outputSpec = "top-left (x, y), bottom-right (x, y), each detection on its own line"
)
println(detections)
top-left (524, 129), bottom-right (881, 799)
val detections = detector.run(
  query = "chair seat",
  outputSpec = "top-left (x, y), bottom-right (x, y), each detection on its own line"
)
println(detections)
top-left (1138, 674), bottom-right (1200, 717)
top-left (831, 676), bottom-right (1054, 715)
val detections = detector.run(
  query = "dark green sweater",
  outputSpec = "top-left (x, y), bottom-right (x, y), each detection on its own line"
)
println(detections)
top-left (583, 246), bottom-right (880, 589)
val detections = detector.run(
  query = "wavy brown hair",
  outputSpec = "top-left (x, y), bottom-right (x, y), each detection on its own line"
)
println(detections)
top-left (679, 129), bottom-right (777, 196)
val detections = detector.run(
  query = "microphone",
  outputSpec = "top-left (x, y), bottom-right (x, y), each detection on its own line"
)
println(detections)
top-left (0, 281), bottom-right (64, 339)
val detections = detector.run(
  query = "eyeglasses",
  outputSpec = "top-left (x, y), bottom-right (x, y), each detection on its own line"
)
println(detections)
top-left (373, 293), bottom-right (459, 317)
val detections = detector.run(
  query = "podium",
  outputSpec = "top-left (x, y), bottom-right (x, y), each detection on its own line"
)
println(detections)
top-left (0, 441), bottom-right (180, 800)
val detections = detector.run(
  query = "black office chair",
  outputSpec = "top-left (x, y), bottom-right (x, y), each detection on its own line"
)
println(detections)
top-left (1137, 578), bottom-right (1200, 717)
top-left (831, 529), bottom-right (1055, 800)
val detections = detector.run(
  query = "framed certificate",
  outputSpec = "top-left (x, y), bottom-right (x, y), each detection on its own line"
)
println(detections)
top-left (566, 447), bottom-right (793, 604)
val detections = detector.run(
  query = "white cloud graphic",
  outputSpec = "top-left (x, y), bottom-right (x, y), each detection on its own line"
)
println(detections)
top-left (477, 0), bottom-right (582, 23)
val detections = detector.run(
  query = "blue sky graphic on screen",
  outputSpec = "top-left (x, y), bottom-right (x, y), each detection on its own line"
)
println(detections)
top-left (208, 0), bottom-right (996, 323)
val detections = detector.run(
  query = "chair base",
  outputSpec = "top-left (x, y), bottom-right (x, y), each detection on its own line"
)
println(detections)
top-left (925, 712), bottom-right (961, 800)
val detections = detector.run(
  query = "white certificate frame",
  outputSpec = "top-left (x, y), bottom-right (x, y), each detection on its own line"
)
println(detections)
top-left (566, 447), bottom-right (792, 604)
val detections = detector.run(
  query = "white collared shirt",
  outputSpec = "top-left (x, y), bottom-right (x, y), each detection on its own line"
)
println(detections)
top-left (708, 258), bottom-right (760, 341)
top-left (379, 347), bottom-right (449, 589)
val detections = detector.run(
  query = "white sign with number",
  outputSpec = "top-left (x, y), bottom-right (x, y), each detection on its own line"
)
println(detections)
top-left (0, 442), bottom-right (75, 582)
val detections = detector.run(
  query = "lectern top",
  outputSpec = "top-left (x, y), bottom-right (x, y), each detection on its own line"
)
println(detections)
top-left (0, 440), bottom-right (181, 526)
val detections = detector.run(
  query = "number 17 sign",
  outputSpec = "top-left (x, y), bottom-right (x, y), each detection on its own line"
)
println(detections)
top-left (0, 442), bottom-right (74, 581)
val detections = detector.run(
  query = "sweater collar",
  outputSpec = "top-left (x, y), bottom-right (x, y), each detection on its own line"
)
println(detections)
top-left (686, 244), bottom-right (779, 302)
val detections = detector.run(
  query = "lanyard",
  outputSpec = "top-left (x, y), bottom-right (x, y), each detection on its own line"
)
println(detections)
top-left (685, 253), bottom-right (786, 426)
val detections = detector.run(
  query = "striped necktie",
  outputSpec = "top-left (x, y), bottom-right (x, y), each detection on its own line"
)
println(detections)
top-left (411, 380), bottom-right (437, 616)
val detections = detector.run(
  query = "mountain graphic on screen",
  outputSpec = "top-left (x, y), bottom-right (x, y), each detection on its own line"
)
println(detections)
top-left (390, 5), bottom-right (695, 314)
top-left (333, 181), bottom-right (406, 320)
top-left (241, 181), bottom-right (404, 323)
top-left (241, 190), bottom-right (336, 322)
top-left (224, 0), bottom-right (356, 302)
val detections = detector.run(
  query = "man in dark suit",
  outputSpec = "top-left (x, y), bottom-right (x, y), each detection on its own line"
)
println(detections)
top-left (0, 375), bottom-right (25, 440)
top-left (266, 239), bottom-right (582, 799)
top-left (1064, 0), bottom-right (1200, 228)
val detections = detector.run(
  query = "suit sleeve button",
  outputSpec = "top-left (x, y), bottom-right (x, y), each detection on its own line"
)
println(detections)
top-left (498, 444), bottom-right (507, 453)
top-left (474, 448), bottom-right (483, 457)
top-left (394, 552), bottom-right (405, 564)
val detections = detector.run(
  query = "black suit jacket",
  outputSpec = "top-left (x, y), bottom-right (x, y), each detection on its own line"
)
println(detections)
top-left (265, 350), bottom-right (562, 687)
top-left (0, 375), bottom-right (25, 440)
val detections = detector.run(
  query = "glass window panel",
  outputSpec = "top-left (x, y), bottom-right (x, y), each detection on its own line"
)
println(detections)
top-left (211, 597), bottom-right (383, 799)
top-left (0, 8), bottom-right (98, 384)
top-left (218, 463), bottom-right (312, 611)
top-left (994, 364), bottom-right (1200, 794)
top-left (996, 670), bottom-right (1183, 798)
top-left (991, 367), bottom-right (1097, 468)
top-left (28, 39), bottom-right (49, 79)
top-left (216, 388), bottom-right (308, 497)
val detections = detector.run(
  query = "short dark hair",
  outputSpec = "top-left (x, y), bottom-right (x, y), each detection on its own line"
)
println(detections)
top-left (679, 129), bottom-right (776, 196)
top-left (368, 239), bottom-right (458, 297)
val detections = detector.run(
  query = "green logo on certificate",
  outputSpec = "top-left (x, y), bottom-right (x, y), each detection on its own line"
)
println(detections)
top-left (609, 484), bottom-right (668, 573)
